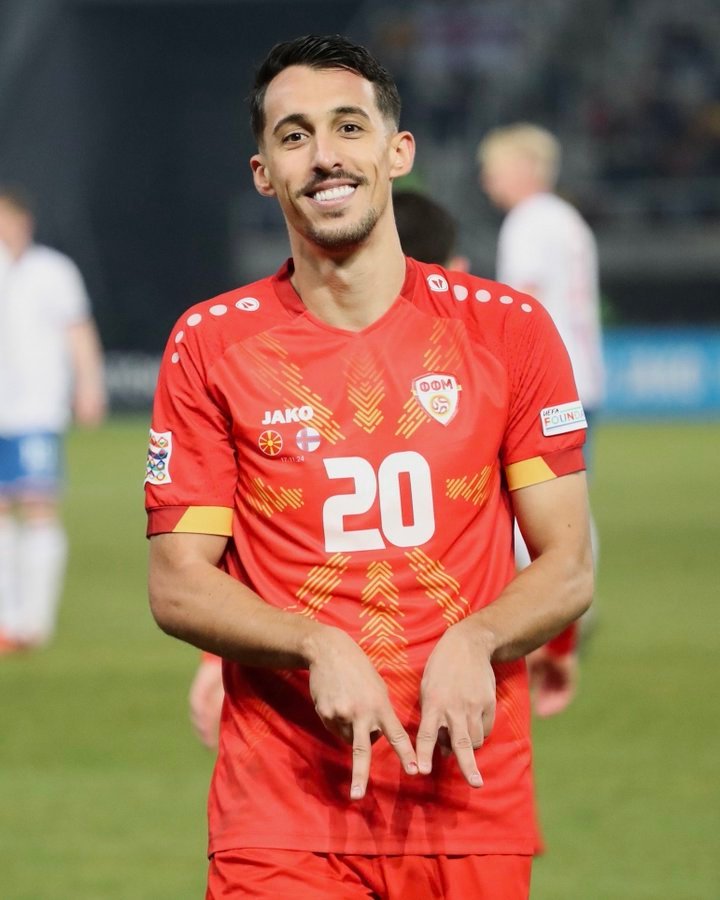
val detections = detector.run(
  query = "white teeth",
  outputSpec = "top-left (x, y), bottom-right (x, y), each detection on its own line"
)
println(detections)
top-left (312, 185), bottom-right (355, 202)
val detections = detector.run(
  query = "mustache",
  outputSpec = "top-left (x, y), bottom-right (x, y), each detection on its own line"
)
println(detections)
top-left (296, 170), bottom-right (369, 198)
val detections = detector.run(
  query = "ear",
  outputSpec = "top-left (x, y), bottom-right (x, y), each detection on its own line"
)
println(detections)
top-left (388, 131), bottom-right (416, 182)
top-left (250, 154), bottom-right (276, 198)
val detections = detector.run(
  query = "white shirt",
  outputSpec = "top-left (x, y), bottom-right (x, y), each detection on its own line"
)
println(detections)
top-left (497, 192), bottom-right (605, 410)
top-left (0, 243), bottom-right (90, 433)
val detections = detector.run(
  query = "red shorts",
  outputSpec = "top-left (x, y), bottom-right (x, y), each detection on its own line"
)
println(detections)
top-left (207, 848), bottom-right (532, 899)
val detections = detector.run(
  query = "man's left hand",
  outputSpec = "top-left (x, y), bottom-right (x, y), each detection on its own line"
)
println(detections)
top-left (415, 622), bottom-right (496, 788)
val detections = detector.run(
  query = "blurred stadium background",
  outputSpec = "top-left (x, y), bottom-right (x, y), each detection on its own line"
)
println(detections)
top-left (1, 1), bottom-right (718, 898)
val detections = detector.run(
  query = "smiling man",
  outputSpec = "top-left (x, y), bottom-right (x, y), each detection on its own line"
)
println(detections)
top-left (145, 35), bottom-right (593, 900)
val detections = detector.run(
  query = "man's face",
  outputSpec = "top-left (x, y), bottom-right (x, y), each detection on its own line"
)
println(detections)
top-left (0, 200), bottom-right (32, 256)
top-left (251, 65), bottom-right (412, 250)
top-left (480, 150), bottom-right (528, 212)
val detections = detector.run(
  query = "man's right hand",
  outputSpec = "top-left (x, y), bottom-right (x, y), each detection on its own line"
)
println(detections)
top-left (306, 627), bottom-right (418, 800)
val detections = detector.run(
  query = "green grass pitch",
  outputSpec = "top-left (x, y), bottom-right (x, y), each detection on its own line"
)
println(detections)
top-left (0, 416), bottom-right (718, 898)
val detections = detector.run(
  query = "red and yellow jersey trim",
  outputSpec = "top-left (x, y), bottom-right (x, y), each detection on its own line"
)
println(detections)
top-left (146, 505), bottom-right (233, 537)
top-left (504, 446), bottom-right (585, 491)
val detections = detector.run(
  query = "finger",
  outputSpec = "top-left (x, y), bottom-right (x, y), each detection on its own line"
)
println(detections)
top-left (481, 701), bottom-right (496, 740)
top-left (350, 724), bottom-right (373, 800)
top-left (379, 710), bottom-right (418, 776)
top-left (447, 715), bottom-right (482, 787)
top-left (415, 713), bottom-right (440, 775)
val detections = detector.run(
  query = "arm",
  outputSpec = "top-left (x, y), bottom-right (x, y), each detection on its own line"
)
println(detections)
top-left (416, 471), bottom-right (593, 780)
top-left (470, 470), bottom-right (592, 660)
top-left (67, 319), bottom-right (107, 427)
top-left (189, 654), bottom-right (224, 750)
top-left (149, 532), bottom-right (418, 797)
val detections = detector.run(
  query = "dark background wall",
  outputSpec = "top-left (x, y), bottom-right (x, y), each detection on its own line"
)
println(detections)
top-left (0, 0), bottom-right (357, 351)
top-left (1, 0), bottom-right (718, 356)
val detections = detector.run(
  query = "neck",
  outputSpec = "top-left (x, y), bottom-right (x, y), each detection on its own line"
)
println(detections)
top-left (4, 239), bottom-right (29, 261)
top-left (509, 180), bottom-right (548, 209)
top-left (288, 217), bottom-right (407, 331)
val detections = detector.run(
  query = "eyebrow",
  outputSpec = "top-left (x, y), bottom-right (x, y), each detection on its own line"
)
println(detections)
top-left (271, 106), bottom-right (372, 137)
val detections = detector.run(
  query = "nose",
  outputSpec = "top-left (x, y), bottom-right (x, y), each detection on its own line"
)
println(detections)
top-left (310, 129), bottom-right (344, 173)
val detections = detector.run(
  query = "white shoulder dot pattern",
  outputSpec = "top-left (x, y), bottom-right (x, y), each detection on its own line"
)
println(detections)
top-left (475, 289), bottom-right (491, 302)
top-left (499, 295), bottom-right (514, 305)
top-left (171, 352), bottom-right (180, 364)
top-left (210, 304), bottom-right (228, 316)
top-left (453, 284), bottom-right (468, 301)
top-left (174, 330), bottom-right (184, 343)
top-left (187, 313), bottom-right (202, 327)
top-left (521, 302), bottom-right (533, 313)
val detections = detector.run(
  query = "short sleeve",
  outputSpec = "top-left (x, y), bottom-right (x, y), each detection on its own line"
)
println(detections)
top-left (145, 317), bottom-right (238, 537)
top-left (49, 256), bottom-right (91, 325)
top-left (500, 294), bottom-right (586, 490)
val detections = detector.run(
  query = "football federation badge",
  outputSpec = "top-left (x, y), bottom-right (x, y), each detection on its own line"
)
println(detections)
top-left (412, 373), bottom-right (461, 426)
top-left (258, 430), bottom-right (283, 456)
top-left (145, 429), bottom-right (172, 485)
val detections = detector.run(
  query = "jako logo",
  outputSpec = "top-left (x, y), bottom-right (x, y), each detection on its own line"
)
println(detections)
top-left (262, 406), bottom-right (314, 425)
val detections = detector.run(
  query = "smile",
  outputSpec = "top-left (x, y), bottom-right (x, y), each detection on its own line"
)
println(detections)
top-left (311, 185), bottom-right (356, 203)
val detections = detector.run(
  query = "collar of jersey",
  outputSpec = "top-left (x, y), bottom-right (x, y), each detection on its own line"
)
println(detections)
top-left (271, 257), bottom-right (419, 336)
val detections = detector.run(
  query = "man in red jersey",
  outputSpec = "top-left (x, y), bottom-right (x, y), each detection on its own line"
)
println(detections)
top-left (146, 35), bottom-right (593, 899)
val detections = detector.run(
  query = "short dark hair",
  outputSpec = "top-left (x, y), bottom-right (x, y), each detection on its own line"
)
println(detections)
top-left (249, 34), bottom-right (401, 144)
top-left (394, 190), bottom-right (457, 266)
top-left (0, 185), bottom-right (34, 217)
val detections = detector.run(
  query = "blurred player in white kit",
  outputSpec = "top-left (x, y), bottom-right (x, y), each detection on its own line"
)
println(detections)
top-left (478, 125), bottom-right (604, 710)
top-left (478, 123), bottom-right (604, 554)
top-left (0, 187), bottom-right (106, 653)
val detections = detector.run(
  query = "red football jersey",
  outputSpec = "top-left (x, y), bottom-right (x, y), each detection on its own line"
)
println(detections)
top-left (145, 258), bottom-right (586, 856)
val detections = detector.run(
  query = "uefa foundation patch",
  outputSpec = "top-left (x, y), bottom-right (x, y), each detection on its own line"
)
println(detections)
top-left (145, 429), bottom-right (173, 484)
top-left (541, 401), bottom-right (587, 436)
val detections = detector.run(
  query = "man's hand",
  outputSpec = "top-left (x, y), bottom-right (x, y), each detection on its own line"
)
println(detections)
top-left (307, 628), bottom-right (418, 800)
top-left (416, 622), bottom-right (496, 788)
top-left (189, 657), bottom-right (225, 749)
top-left (527, 645), bottom-right (578, 718)
top-left (73, 379), bottom-right (107, 428)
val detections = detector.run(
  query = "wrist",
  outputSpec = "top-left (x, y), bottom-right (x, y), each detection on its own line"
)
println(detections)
top-left (454, 614), bottom-right (498, 659)
top-left (297, 621), bottom-right (335, 668)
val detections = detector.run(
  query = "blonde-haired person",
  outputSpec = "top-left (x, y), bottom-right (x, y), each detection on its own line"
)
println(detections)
top-left (479, 125), bottom-right (603, 698)
top-left (478, 124), bottom-right (604, 459)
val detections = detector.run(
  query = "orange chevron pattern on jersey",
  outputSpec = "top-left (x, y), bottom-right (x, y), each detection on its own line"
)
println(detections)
top-left (446, 466), bottom-right (494, 507)
top-left (345, 350), bottom-right (385, 434)
top-left (496, 667), bottom-right (528, 744)
top-left (423, 317), bottom-right (465, 372)
top-left (243, 331), bottom-right (344, 445)
top-left (405, 547), bottom-right (471, 626)
top-left (294, 552), bottom-right (351, 618)
top-left (245, 476), bottom-right (303, 518)
top-left (358, 561), bottom-right (416, 711)
top-left (394, 392), bottom-right (430, 439)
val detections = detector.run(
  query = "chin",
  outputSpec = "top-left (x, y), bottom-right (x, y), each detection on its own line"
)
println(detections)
top-left (306, 209), bottom-right (379, 251)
